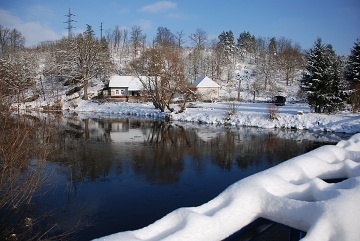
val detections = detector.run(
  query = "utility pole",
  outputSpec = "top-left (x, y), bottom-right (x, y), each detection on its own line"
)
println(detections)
top-left (64, 8), bottom-right (76, 39)
top-left (100, 22), bottom-right (104, 40)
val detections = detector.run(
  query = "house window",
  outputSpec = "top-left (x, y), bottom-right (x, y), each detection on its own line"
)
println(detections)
top-left (115, 90), bottom-right (119, 95)
top-left (121, 89), bottom-right (124, 94)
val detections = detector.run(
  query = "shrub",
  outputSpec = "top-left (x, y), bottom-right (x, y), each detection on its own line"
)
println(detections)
top-left (268, 104), bottom-right (278, 120)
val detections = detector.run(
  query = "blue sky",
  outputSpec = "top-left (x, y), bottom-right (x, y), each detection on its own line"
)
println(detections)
top-left (1, 0), bottom-right (359, 55)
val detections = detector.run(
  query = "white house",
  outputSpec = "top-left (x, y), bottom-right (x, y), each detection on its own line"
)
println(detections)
top-left (108, 75), bottom-right (144, 99)
top-left (190, 76), bottom-right (220, 99)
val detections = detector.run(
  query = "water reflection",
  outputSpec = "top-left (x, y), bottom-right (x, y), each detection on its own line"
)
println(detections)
top-left (0, 113), bottom-right (351, 240)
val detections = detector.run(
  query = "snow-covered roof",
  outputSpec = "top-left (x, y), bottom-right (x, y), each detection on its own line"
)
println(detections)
top-left (191, 76), bottom-right (220, 88)
top-left (94, 133), bottom-right (360, 241)
top-left (109, 75), bottom-right (144, 91)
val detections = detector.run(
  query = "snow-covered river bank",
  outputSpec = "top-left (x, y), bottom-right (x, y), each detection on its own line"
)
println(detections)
top-left (70, 100), bottom-right (360, 134)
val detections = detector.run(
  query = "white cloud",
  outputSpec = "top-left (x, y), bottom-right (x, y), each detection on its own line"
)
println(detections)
top-left (140, 1), bottom-right (177, 13)
top-left (0, 9), bottom-right (62, 47)
top-left (19, 22), bottom-right (61, 47)
top-left (137, 19), bottom-right (152, 32)
top-left (0, 9), bottom-right (21, 26)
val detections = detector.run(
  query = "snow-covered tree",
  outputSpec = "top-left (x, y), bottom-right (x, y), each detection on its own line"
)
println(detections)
top-left (0, 51), bottom-right (38, 108)
top-left (218, 30), bottom-right (237, 58)
top-left (44, 25), bottom-right (113, 100)
top-left (345, 39), bottom-right (360, 111)
top-left (218, 31), bottom-right (238, 84)
top-left (301, 38), bottom-right (348, 113)
top-left (188, 28), bottom-right (208, 79)
top-left (106, 25), bottom-right (129, 71)
top-left (208, 39), bottom-right (226, 81)
top-left (254, 37), bottom-right (277, 92)
top-left (236, 31), bottom-right (256, 60)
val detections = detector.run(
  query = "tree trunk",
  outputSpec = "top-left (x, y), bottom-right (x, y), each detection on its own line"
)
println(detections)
top-left (237, 78), bottom-right (241, 101)
top-left (83, 79), bottom-right (88, 100)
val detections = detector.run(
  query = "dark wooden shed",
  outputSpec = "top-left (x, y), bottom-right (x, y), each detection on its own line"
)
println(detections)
top-left (274, 96), bottom-right (286, 106)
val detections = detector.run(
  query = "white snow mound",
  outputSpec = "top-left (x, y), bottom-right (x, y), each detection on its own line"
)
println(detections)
top-left (94, 133), bottom-right (360, 241)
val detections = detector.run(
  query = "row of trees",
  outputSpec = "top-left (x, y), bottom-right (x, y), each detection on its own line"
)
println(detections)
top-left (106, 27), bottom-right (304, 90)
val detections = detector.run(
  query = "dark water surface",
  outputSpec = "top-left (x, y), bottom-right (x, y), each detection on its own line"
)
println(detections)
top-left (0, 114), bottom-right (351, 240)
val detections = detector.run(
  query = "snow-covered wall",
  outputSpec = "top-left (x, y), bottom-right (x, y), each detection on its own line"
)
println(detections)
top-left (94, 133), bottom-right (360, 241)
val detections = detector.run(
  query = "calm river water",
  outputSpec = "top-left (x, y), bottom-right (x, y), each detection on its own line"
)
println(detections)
top-left (0, 113), bottom-right (352, 240)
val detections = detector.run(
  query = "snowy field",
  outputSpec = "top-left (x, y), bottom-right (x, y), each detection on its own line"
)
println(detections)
top-left (93, 132), bottom-right (360, 241)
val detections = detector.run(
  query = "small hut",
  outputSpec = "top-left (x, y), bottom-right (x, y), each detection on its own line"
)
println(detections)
top-left (190, 76), bottom-right (220, 100)
top-left (273, 95), bottom-right (286, 106)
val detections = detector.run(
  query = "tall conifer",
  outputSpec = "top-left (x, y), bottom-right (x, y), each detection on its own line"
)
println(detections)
top-left (301, 38), bottom-right (347, 113)
top-left (345, 39), bottom-right (360, 111)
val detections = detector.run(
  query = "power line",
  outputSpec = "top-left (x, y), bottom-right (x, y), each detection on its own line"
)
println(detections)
top-left (64, 8), bottom-right (76, 38)
top-left (100, 22), bottom-right (104, 40)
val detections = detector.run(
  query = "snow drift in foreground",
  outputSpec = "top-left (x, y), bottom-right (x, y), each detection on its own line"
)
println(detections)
top-left (94, 133), bottom-right (360, 241)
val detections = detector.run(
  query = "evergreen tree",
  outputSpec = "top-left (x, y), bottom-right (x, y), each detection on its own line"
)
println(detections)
top-left (268, 37), bottom-right (277, 55)
top-left (236, 31), bottom-right (256, 58)
top-left (301, 38), bottom-right (347, 113)
top-left (218, 30), bottom-right (236, 57)
top-left (345, 39), bottom-right (360, 111)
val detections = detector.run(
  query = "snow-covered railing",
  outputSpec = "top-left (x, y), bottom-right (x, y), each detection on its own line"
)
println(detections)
top-left (94, 134), bottom-right (360, 241)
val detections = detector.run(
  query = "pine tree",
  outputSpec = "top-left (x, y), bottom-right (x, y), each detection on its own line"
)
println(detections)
top-left (218, 30), bottom-right (236, 57)
top-left (345, 39), bottom-right (360, 111)
top-left (301, 38), bottom-right (347, 113)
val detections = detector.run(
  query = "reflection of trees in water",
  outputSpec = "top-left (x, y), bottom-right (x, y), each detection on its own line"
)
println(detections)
top-left (206, 128), bottom-right (324, 170)
top-left (0, 114), bottom-right (332, 240)
top-left (128, 123), bottom-right (325, 183)
top-left (131, 122), bottom-right (191, 184)
top-left (50, 118), bottom-right (113, 182)
top-left (46, 117), bottom-right (327, 186)
top-left (0, 113), bottom-right (70, 240)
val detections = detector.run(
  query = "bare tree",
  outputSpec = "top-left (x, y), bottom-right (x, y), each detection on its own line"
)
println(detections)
top-left (154, 27), bottom-right (176, 48)
top-left (0, 25), bottom-right (10, 56)
top-left (189, 28), bottom-right (207, 49)
top-left (254, 37), bottom-right (277, 92)
top-left (208, 39), bottom-right (225, 80)
top-left (130, 46), bottom-right (190, 112)
top-left (277, 37), bottom-right (304, 86)
top-left (130, 25), bottom-right (146, 59)
top-left (187, 28), bottom-right (208, 80)
top-left (0, 25), bottom-right (25, 57)
top-left (175, 30), bottom-right (186, 49)
top-left (106, 26), bottom-right (130, 73)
